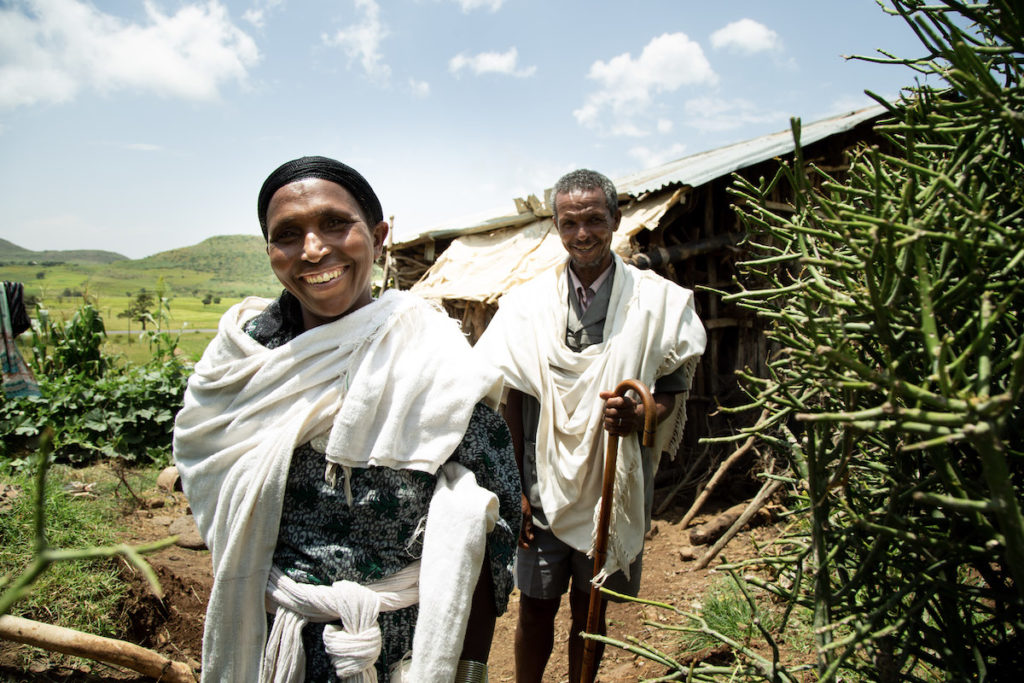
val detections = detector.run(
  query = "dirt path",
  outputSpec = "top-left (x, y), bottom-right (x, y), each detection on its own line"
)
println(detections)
top-left (1, 474), bottom-right (775, 682)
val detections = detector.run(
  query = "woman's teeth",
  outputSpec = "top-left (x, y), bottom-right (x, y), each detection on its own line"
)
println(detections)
top-left (305, 268), bottom-right (342, 284)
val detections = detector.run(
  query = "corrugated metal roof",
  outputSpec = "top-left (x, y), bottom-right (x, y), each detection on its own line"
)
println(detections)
top-left (393, 105), bottom-right (886, 249)
top-left (613, 105), bottom-right (886, 197)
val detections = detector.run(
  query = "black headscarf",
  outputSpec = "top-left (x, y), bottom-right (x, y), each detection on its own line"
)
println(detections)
top-left (257, 156), bottom-right (384, 239)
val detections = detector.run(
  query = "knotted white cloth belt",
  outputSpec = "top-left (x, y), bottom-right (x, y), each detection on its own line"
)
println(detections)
top-left (260, 562), bottom-right (421, 683)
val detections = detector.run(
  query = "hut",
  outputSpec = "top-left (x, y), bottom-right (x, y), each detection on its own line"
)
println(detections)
top-left (385, 105), bottom-right (886, 498)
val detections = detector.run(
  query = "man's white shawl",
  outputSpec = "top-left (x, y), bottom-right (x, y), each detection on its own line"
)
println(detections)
top-left (475, 254), bottom-right (706, 580)
top-left (173, 290), bottom-right (503, 681)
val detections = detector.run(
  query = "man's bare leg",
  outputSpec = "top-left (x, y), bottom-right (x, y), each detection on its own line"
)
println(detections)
top-left (568, 587), bottom-right (607, 683)
top-left (515, 594), bottom-right (561, 683)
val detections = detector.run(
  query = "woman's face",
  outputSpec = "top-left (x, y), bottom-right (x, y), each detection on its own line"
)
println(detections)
top-left (265, 178), bottom-right (388, 330)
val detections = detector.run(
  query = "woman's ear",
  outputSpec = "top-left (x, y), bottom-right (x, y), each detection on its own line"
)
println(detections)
top-left (372, 220), bottom-right (390, 259)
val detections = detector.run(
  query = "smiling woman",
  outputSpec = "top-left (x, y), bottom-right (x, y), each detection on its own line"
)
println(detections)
top-left (264, 176), bottom-right (388, 330)
top-left (172, 156), bottom-right (520, 682)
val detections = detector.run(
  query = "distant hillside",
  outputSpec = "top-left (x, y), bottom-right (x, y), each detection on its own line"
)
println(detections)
top-left (1, 234), bottom-right (282, 305)
top-left (125, 235), bottom-right (279, 290)
top-left (0, 237), bottom-right (128, 265)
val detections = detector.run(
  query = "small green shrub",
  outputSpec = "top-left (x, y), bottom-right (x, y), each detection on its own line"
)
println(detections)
top-left (27, 304), bottom-right (109, 379)
top-left (0, 305), bottom-right (191, 464)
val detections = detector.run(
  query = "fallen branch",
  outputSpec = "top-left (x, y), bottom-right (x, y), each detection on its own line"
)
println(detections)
top-left (689, 501), bottom-right (749, 546)
top-left (0, 615), bottom-right (196, 683)
top-left (679, 411), bottom-right (767, 529)
top-left (695, 478), bottom-right (784, 570)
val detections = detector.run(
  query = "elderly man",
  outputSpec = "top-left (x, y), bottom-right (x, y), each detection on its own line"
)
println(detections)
top-left (476, 169), bottom-right (706, 682)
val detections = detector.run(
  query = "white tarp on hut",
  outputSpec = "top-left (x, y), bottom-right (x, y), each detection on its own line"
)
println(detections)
top-left (409, 190), bottom-right (681, 303)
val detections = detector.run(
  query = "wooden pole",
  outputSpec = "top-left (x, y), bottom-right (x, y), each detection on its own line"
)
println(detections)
top-left (579, 379), bottom-right (656, 683)
top-left (380, 214), bottom-right (395, 292)
top-left (0, 615), bottom-right (196, 683)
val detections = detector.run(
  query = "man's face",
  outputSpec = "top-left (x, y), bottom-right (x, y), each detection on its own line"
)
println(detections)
top-left (265, 178), bottom-right (388, 330)
top-left (554, 188), bottom-right (620, 278)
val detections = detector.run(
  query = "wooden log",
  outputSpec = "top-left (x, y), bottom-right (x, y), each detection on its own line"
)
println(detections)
top-left (0, 615), bottom-right (197, 683)
top-left (694, 478), bottom-right (784, 570)
top-left (689, 501), bottom-right (749, 546)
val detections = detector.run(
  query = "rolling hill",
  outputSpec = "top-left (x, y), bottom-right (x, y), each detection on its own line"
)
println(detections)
top-left (0, 235), bottom-right (283, 308)
top-left (0, 237), bottom-right (128, 265)
top-left (124, 234), bottom-right (278, 287)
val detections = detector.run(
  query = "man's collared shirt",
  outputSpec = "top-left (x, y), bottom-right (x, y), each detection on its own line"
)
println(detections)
top-left (568, 262), bottom-right (613, 313)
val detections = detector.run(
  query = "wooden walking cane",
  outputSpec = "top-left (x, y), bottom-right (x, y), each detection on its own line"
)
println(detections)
top-left (579, 379), bottom-right (656, 683)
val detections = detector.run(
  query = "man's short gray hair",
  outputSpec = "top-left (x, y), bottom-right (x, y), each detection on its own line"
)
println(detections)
top-left (550, 169), bottom-right (618, 223)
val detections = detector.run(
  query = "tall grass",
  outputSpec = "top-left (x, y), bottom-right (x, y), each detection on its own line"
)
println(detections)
top-left (0, 464), bottom-right (131, 636)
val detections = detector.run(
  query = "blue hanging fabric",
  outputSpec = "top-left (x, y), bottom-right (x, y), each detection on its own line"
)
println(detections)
top-left (1, 281), bottom-right (41, 398)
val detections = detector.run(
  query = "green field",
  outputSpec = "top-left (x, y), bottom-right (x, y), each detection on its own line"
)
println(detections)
top-left (1, 234), bottom-right (283, 332)
top-left (2, 233), bottom-right (386, 344)
top-left (103, 330), bottom-right (216, 364)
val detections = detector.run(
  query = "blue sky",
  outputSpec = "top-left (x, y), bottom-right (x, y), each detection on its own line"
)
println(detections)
top-left (0, 0), bottom-right (929, 259)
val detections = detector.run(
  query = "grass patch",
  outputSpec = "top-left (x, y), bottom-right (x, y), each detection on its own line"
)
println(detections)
top-left (680, 576), bottom-right (781, 654)
top-left (0, 462), bottom-right (143, 636)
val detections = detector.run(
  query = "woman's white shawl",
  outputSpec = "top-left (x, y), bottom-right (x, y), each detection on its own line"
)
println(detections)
top-left (475, 255), bottom-right (706, 581)
top-left (173, 290), bottom-right (503, 682)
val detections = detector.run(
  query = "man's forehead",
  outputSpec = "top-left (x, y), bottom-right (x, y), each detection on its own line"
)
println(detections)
top-left (555, 188), bottom-right (606, 208)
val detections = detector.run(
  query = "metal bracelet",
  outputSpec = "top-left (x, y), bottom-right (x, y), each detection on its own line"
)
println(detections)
top-left (454, 659), bottom-right (488, 683)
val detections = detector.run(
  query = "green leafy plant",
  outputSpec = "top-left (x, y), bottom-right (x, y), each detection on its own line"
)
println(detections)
top-left (1, 305), bottom-right (190, 464)
top-left (27, 303), bottom-right (109, 379)
top-left (585, 575), bottom-right (809, 683)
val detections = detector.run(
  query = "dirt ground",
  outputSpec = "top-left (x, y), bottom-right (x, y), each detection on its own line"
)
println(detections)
top-left (0, 470), bottom-right (778, 682)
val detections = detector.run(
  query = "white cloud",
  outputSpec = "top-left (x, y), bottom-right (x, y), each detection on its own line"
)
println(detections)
top-left (710, 19), bottom-right (781, 54)
top-left (125, 142), bottom-right (163, 152)
top-left (242, 9), bottom-right (265, 28)
top-left (451, 0), bottom-right (505, 11)
top-left (682, 96), bottom-right (783, 132)
top-left (608, 121), bottom-right (647, 138)
top-left (448, 47), bottom-right (535, 78)
top-left (629, 142), bottom-right (687, 169)
top-left (323, 0), bottom-right (391, 83)
top-left (657, 118), bottom-right (673, 134)
top-left (0, 0), bottom-right (260, 109)
top-left (826, 93), bottom-right (883, 116)
top-left (243, 0), bottom-right (284, 29)
top-left (408, 78), bottom-right (430, 97)
top-left (573, 33), bottom-right (717, 135)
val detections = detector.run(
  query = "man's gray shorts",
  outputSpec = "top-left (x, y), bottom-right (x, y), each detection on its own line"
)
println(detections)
top-left (516, 525), bottom-right (642, 601)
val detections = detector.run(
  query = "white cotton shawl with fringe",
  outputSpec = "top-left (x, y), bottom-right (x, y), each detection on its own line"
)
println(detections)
top-left (173, 289), bottom-right (503, 682)
top-left (260, 461), bottom-right (499, 683)
top-left (475, 254), bottom-right (706, 581)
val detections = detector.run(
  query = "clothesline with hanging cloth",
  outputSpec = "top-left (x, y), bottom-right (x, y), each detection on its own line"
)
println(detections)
top-left (1, 281), bottom-right (40, 398)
